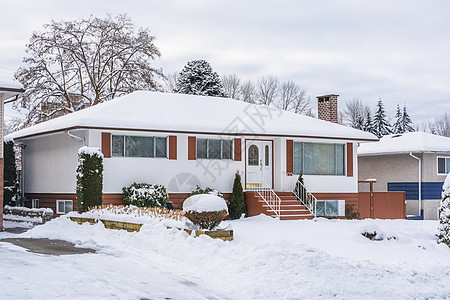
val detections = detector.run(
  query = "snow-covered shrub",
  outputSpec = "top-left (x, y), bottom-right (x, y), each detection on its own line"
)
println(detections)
top-left (360, 223), bottom-right (397, 241)
top-left (76, 146), bottom-right (103, 213)
top-left (190, 185), bottom-right (224, 198)
top-left (437, 173), bottom-right (450, 246)
top-left (122, 183), bottom-right (168, 208)
top-left (183, 194), bottom-right (228, 230)
top-left (229, 171), bottom-right (246, 219)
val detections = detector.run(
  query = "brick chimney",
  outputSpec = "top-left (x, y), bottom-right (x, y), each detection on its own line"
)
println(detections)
top-left (317, 94), bottom-right (339, 123)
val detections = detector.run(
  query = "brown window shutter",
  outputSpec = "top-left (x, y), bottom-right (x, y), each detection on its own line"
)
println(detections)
top-left (286, 139), bottom-right (293, 175)
top-left (168, 136), bottom-right (177, 160)
top-left (347, 142), bottom-right (353, 177)
top-left (234, 138), bottom-right (241, 161)
top-left (101, 132), bottom-right (111, 158)
top-left (188, 136), bottom-right (196, 160)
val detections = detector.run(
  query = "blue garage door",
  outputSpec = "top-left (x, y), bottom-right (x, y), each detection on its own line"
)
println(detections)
top-left (387, 182), bottom-right (443, 200)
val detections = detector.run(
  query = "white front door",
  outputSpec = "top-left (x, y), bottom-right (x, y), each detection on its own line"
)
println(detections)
top-left (246, 140), bottom-right (272, 189)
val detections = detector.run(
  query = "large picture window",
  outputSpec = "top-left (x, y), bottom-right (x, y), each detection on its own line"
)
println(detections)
top-left (112, 135), bottom-right (167, 158)
top-left (437, 157), bottom-right (450, 174)
top-left (293, 142), bottom-right (345, 175)
top-left (197, 139), bottom-right (233, 159)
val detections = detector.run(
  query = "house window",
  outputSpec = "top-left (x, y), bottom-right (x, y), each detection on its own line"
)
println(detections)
top-left (56, 200), bottom-right (73, 214)
top-left (293, 142), bottom-right (345, 175)
top-left (265, 145), bottom-right (269, 166)
top-left (437, 157), bottom-right (450, 175)
top-left (196, 139), bottom-right (233, 159)
top-left (316, 200), bottom-right (344, 216)
top-left (112, 135), bottom-right (167, 158)
top-left (32, 199), bottom-right (39, 209)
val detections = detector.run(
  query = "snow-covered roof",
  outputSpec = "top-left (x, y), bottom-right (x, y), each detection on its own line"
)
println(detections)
top-left (0, 74), bottom-right (24, 100)
top-left (7, 91), bottom-right (378, 141)
top-left (358, 131), bottom-right (450, 156)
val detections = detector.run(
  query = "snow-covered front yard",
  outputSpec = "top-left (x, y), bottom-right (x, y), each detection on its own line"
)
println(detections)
top-left (1, 215), bottom-right (449, 299)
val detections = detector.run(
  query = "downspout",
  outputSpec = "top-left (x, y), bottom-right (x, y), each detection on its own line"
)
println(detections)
top-left (409, 152), bottom-right (422, 217)
top-left (67, 130), bottom-right (85, 146)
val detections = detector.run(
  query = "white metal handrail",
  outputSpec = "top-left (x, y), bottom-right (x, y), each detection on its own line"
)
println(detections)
top-left (292, 179), bottom-right (317, 217)
top-left (246, 172), bottom-right (281, 218)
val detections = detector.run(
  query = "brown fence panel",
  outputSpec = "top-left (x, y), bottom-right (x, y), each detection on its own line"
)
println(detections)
top-left (358, 191), bottom-right (406, 219)
top-left (357, 192), bottom-right (371, 218)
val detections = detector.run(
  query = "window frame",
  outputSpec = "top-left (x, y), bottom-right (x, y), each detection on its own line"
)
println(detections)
top-left (316, 200), bottom-right (345, 216)
top-left (293, 141), bottom-right (346, 176)
top-left (56, 200), bottom-right (73, 214)
top-left (111, 135), bottom-right (167, 158)
top-left (32, 199), bottom-right (39, 209)
top-left (437, 156), bottom-right (450, 175)
top-left (196, 138), bottom-right (234, 160)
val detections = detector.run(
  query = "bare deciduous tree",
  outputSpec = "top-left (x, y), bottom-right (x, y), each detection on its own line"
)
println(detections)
top-left (277, 80), bottom-right (311, 115)
top-left (162, 72), bottom-right (179, 93)
top-left (424, 113), bottom-right (450, 137)
top-left (256, 75), bottom-right (279, 105)
top-left (239, 79), bottom-right (256, 103)
top-left (221, 74), bottom-right (241, 99)
top-left (342, 98), bottom-right (369, 130)
top-left (15, 14), bottom-right (164, 126)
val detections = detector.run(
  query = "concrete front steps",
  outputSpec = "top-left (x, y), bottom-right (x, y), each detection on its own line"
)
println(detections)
top-left (245, 191), bottom-right (314, 220)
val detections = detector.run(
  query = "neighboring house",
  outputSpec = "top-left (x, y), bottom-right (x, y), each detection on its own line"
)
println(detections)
top-left (0, 75), bottom-right (25, 229)
top-left (358, 131), bottom-right (450, 220)
top-left (6, 92), bottom-right (378, 219)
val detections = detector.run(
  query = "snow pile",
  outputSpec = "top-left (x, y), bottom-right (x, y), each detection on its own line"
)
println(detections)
top-left (183, 194), bottom-right (228, 213)
top-left (78, 146), bottom-right (103, 158)
top-left (11, 216), bottom-right (449, 299)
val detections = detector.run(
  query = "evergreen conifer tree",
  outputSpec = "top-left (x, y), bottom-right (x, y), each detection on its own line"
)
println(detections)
top-left (402, 105), bottom-right (415, 133)
top-left (76, 147), bottom-right (103, 213)
top-left (437, 173), bottom-right (450, 246)
top-left (373, 99), bottom-right (392, 138)
top-left (363, 110), bottom-right (374, 134)
top-left (392, 104), bottom-right (403, 134)
top-left (174, 60), bottom-right (227, 97)
top-left (3, 141), bottom-right (17, 206)
top-left (229, 171), bottom-right (246, 219)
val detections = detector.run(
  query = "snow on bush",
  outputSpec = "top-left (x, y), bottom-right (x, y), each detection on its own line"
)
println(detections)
top-left (122, 183), bottom-right (167, 208)
top-left (69, 204), bottom-right (186, 227)
top-left (183, 194), bottom-right (228, 230)
top-left (360, 223), bottom-right (397, 241)
top-left (437, 173), bottom-right (450, 246)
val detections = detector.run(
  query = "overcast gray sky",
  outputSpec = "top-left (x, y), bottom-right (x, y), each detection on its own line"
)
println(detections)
top-left (1, 0), bottom-right (449, 125)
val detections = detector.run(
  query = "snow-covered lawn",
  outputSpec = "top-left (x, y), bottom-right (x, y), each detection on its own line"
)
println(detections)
top-left (1, 215), bottom-right (449, 299)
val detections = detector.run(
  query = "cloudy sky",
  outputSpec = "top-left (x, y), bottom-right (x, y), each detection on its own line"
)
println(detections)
top-left (1, 0), bottom-right (449, 125)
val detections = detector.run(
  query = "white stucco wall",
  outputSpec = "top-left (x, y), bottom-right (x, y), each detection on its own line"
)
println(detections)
top-left (22, 129), bottom-right (360, 195)
top-left (23, 131), bottom-right (86, 193)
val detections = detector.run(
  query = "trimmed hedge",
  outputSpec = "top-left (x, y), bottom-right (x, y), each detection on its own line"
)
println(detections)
top-left (76, 147), bottom-right (103, 213)
top-left (122, 182), bottom-right (168, 208)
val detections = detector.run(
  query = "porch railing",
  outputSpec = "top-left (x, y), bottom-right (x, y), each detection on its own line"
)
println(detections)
top-left (246, 172), bottom-right (281, 218)
top-left (292, 178), bottom-right (317, 217)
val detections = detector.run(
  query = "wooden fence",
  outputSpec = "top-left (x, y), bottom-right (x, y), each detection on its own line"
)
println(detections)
top-left (358, 192), bottom-right (406, 219)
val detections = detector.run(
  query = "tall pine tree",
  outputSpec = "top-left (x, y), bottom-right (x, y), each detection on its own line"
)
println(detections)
top-left (174, 60), bottom-right (227, 97)
top-left (392, 104), bottom-right (403, 134)
top-left (373, 99), bottom-right (392, 138)
top-left (363, 109), bottom-right (374, 134)
top-left (402, 105), bottom-right (415, 133)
